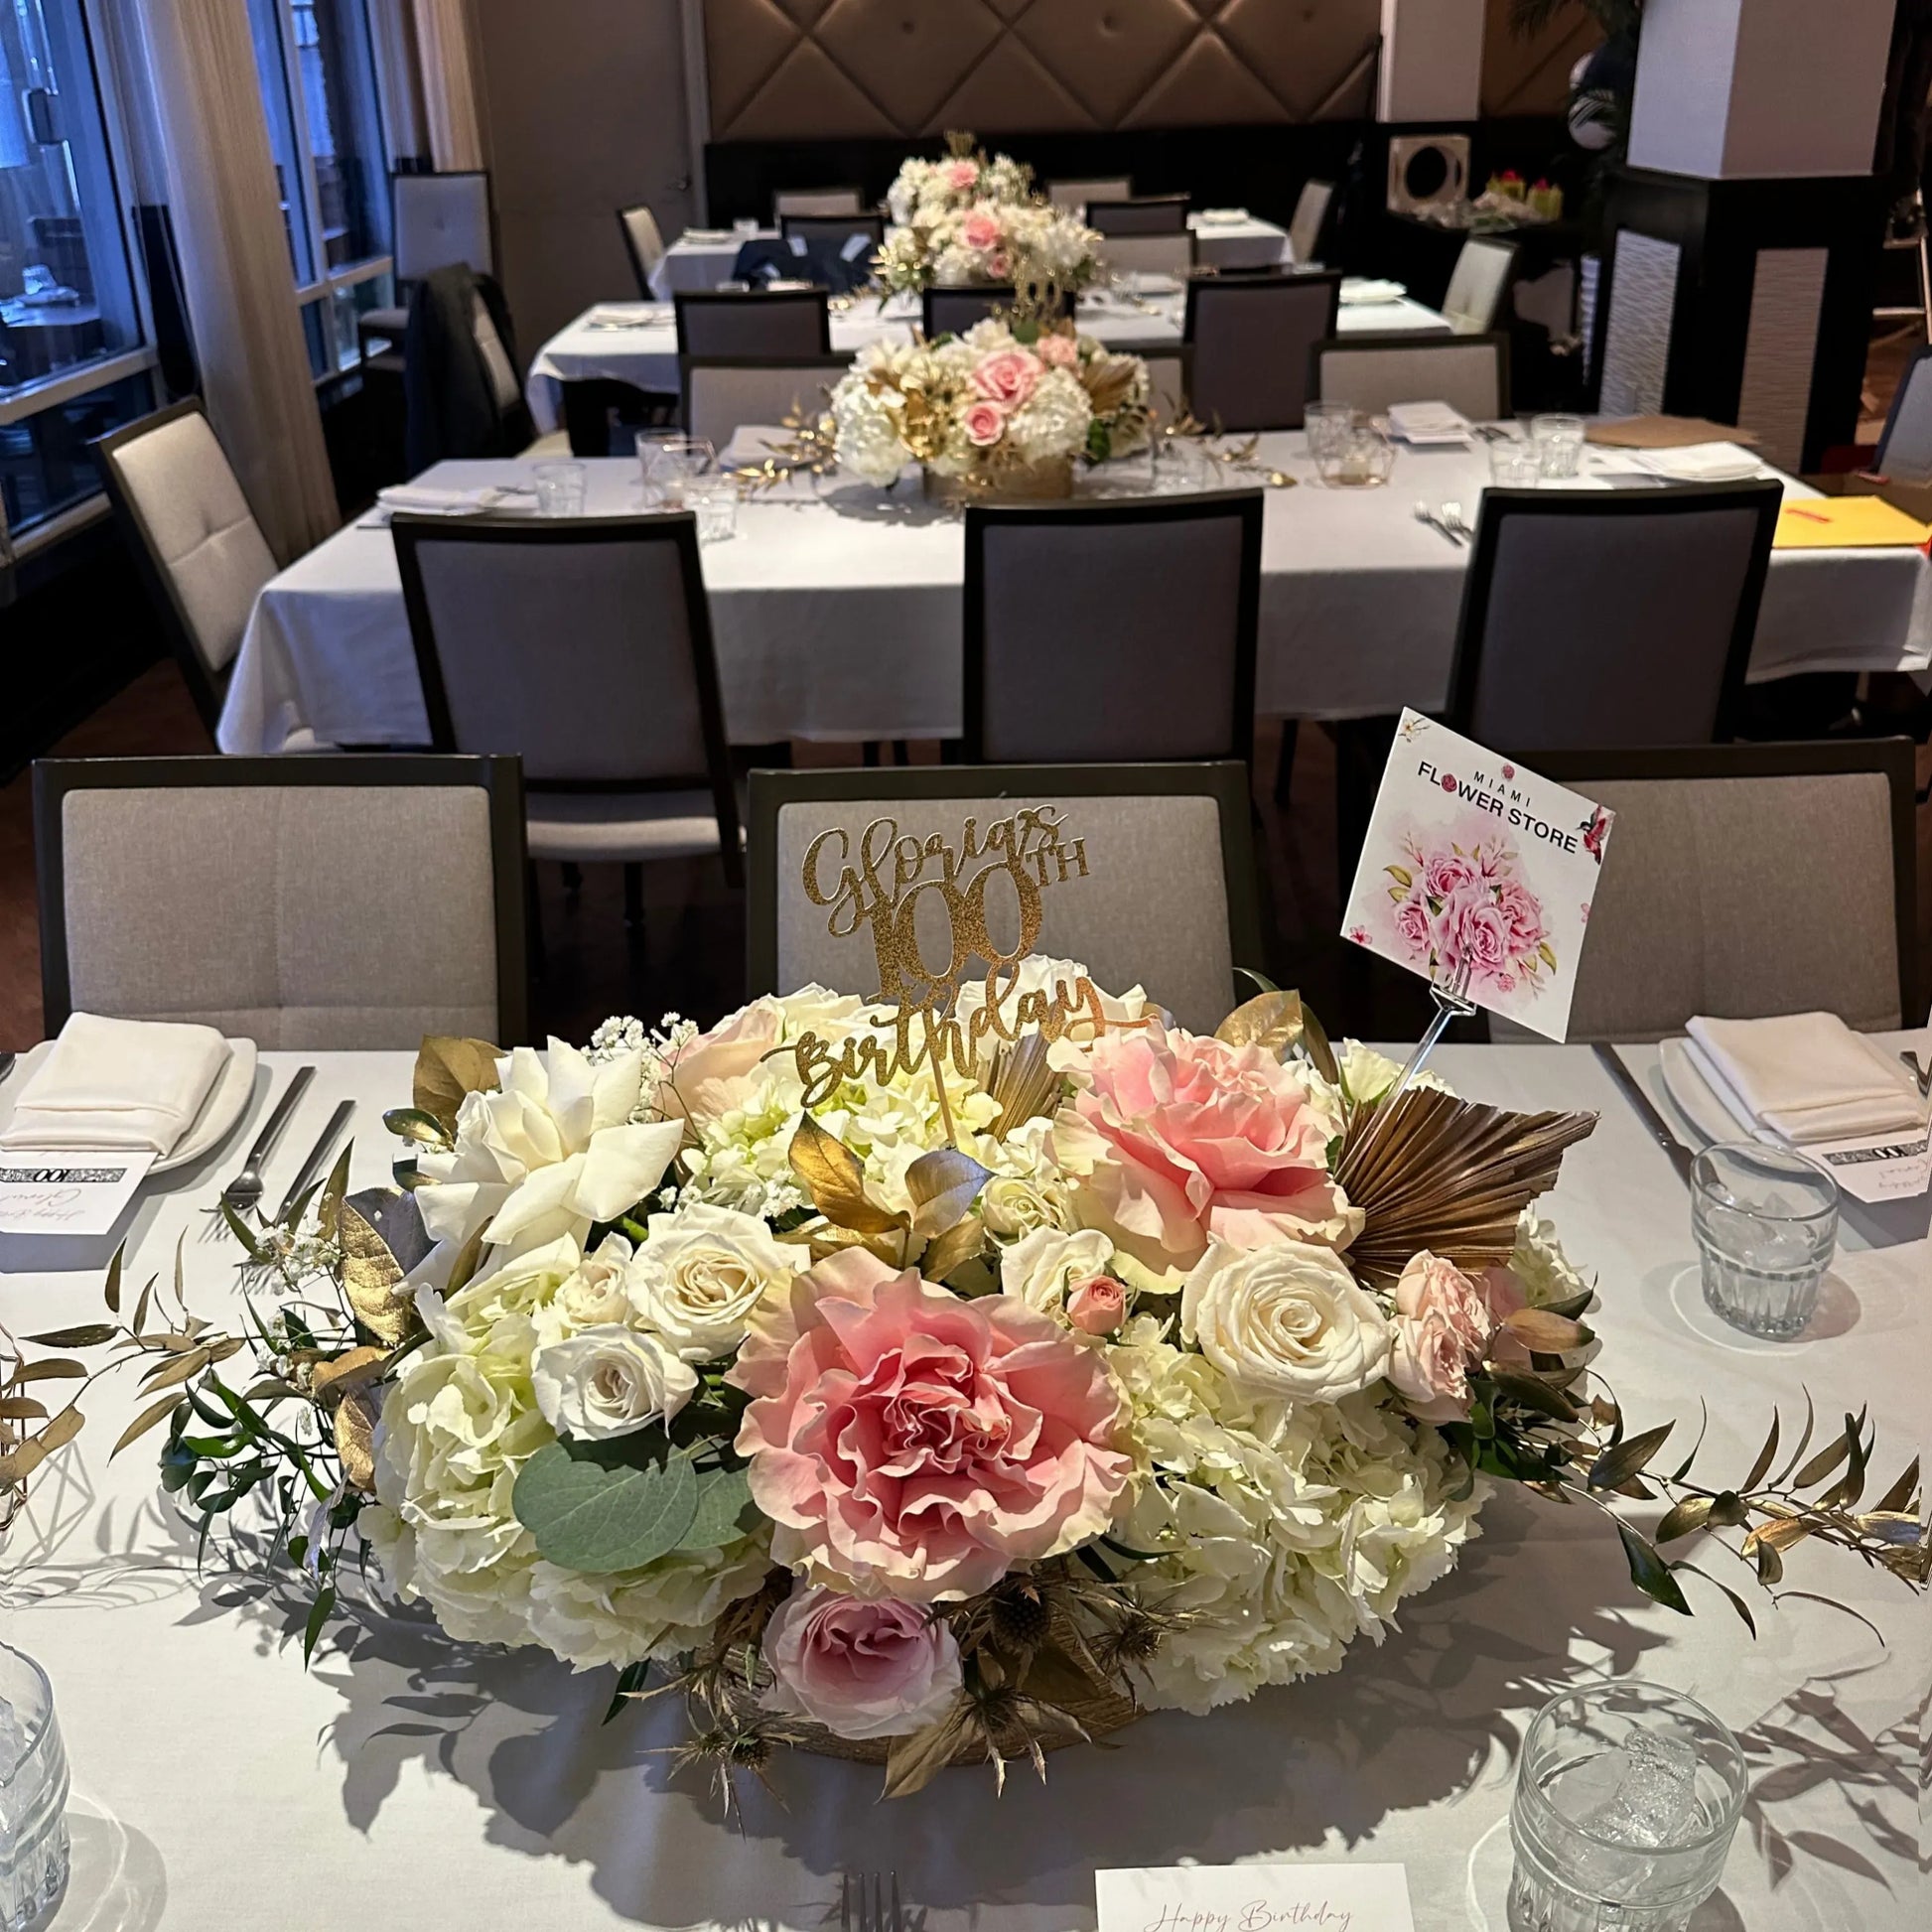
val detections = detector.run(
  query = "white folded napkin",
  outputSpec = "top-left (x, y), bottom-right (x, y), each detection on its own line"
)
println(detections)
top-left (1387, 400), bottom-right (1473, 445)
top-left (0, 1013), bottom-right (230, 1155)
top-left (376, 483), bottom-right (515, 515)
top-left (1686, 1012), bottom-right (1926, 1144)
top-left (584, 303), bottom-right (665, 328)
top-left (1340, 278), bottom-right (1408, 306)
top-left (1194, 207), bottom-right (1250, 225)
top-left (1630, 443), bottom-right (1762, 483)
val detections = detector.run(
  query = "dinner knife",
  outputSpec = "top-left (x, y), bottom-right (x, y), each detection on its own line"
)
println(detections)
top-left (273, 1099), bottom-right (355, 1221)
top-left (1591, 1043), bottom-right (1698, 1188)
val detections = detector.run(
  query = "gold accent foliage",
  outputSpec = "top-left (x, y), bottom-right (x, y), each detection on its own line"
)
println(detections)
top-left (1215, 990), bottom-right (1310, 1058)
top-left (987, 1031), bottom-right (1062, 1137)
top-left (333, 1388), bottom-right (379, 1493)
top-left (412, 1036), bottom-right (501, 1136)
top-left (919, 1212), bottom-right (986, 1283)
top-left (1336, 1086), bottom-right (1598, 1287)
top-left (904, 1148), bottom-right (992, 1240)
top-left (310, 1345), bottom-right (388, 1407)
top-left (921, 456), bottom-right (1073, 503)
top-left (786, 1115), bottom-right (906, 1236)
top-left (338, 1205), bottom-right (416, 1344)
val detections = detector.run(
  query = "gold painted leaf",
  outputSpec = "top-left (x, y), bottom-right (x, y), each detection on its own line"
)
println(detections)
top-left (112, 1392), bottom-right (187, 1457)
top-left (920, 1213), bottom-right (986, 1284)
top-left (0, 1397), bottom-right (49, 1422)
top-left (1588, 1423), bottom-right (1675, 1491)
top-left (334, 1389), bottom-right (380, 1492)
top-left (1502, 1308), bottom-right (1591, 1352)
top-left (1215, 990), bottom-right (1305, 1058)
top-left (382, 1107), bottom-right (455, 1150)
top-left (787, 1115), bottom-right (905, 1236)
top-left (905, 1148), bottom-right (991, 1239)
top-left (987, 1032), bottom-right (1062, 1137)
top-left (1655, 1495), bottom-right (1714, 1544)
top-left (311, 1346), bottom-right (389, 1407)
top-left (881, 1704), bottom-right (971, 1800)
top-left (412, 1035), bottom-right (502, 1134)
top-left (339, 1204), bottom-right (415, 1344)
top-left (1742, 1515), bottom-right (1814, 1557)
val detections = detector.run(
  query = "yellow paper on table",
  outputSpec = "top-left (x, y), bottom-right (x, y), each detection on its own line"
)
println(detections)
top-left (1774, 496), bottom-right (1932, 550)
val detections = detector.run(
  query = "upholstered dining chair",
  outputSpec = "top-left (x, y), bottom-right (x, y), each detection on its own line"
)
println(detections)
top-left (618, 203), bottom-right (667, 298)
top-left (1442, 235), bottom-right (1517, 334)
top-left (962, 491), bottom-right (1263, 764)
top-left (1311, 333), bottom-right (1511, 421)
top-left (680, 354), bottom-right (849, 451)
top-left (392, 513), bottom-right (743, 928)
top-left (777, 211), bottom-right (886, 257)
top-left (1873, 343), bottom-right (1932, 483)
top-left (921, 286), bottom-right (1017, 339)
top-left (744, 761), bottom-right (1264, 1037)
top-left (1046, 177), bottom-right (1133, 213)
top-left (772, 187), bottom-right (863, 219)
top-left (1184, 273), bottom-right (1340, 430)
top-left (359, 170), bottom-right (494, 362)
top-left (1099, 232), bottom-right (1195, 280)
top-left (674, 288), bottom-right (831, 357)
top-left (1086, 196), bottom-right (1189, 236)
top-left (34, 755), bottom-right (528, 1047)
top-left (1288, 179), bottom-right (1335, 267)
top-left (1447, 481), bottom-right (1783, 751)
top-left (91, 398), bottom-right (282, 736)
top-left (1534, 741), bottom-right (1918, 1040)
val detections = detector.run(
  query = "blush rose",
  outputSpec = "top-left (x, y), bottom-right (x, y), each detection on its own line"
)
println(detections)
top-left (970, 347), bottom-right (1041, 408)
top-left (962, 399), bottom-right (1007, 447)
top-left (960, 207), bottom-right (1001, 252)
top-left (760, 1585), bottom-right (962, 1739)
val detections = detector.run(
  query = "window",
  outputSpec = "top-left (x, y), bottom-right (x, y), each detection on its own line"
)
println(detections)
top-left (0, 0), bottom-right (156, 537)
top-left (249, 0), bottom-right (393, 377)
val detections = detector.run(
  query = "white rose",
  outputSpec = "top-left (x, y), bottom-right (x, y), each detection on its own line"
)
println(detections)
top-left (981, 1173), bottom-right (1068, 1239)
top-left (999, 1226), bottom-right (1114, 1316)
top-left (1180, 1240), bottom-right (1391, 1403)
top-left (531, 1326), bottom-right (697, 1440)
top-left (1334, 1040), bottom-right (1453, 1109)
top-left (554, 1237), bottom-right (636, 1329)
top-left (627, 1201), bottom-right (796, 1360)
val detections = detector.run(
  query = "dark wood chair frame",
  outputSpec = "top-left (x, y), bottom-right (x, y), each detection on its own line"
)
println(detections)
top-left (1445, 480), bottom-right (1785, 745)
top-left (33, 753), bottom-right (531, 1043)
top-left (960, 490), bottom-right (1265, 765)
top-left (744, 760), bottom-right (1266, 1004)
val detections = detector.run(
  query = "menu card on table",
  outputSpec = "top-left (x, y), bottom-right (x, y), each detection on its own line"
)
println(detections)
top-left (1341, 712), bottom-right (1614, 1042)
top-left (0, 1150), bottom-right (152, 1235)
top-left (1097, 1863), bottom-right (1416, 1932)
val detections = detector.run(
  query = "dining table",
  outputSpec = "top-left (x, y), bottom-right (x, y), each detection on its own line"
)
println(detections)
top-left (2, 1036), bottom-right (1924, 1931)
top-left (645, 213), bottom-right (1299, 301)
top-left (215, 437), bottom-right (1932, 757)
top-left (524, 281), bottom-right (1451, 436)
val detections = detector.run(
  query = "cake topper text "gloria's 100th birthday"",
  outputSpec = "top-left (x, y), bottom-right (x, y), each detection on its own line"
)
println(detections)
top-left (785, 806), bottom-right (1104, 1120)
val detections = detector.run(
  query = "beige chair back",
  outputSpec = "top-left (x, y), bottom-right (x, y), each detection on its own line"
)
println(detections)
top-left (681, 356), bottom-right (848, 451)
top-left (1046, 177), bottom-right (1132, 213)
top-left (1314, 335), bottom-right (1509, 421)
top-left (1444, 235), bottom-right (1516, 334)
top-left (773, 187), bottom-right (862, 218)
top-left (1100, 232), bottom-right (1194, 280)
top-left (1288, 180), bottom-right (1334, 266)
top-left (394, 171), bottom-right (492, 281)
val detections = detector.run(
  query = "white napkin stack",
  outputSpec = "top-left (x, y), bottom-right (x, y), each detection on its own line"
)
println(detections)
top-left (1629, 444), bottom-right (1762, 483)
top-left (1193, 207), bottom-right (1250, 225)
top-left (0, 1012), bottom-right (230, 1154)
top-left (1686, 1012), bottom-right (1926, 1145)
top-left (376, 483), bottom-right (517, 515)
top-left (584, 303), bottom-right (664, 328)
top-left (1340, 278), bottom-right (1407, 306)
top-left (1387, 400), bottom-right (1473, 445)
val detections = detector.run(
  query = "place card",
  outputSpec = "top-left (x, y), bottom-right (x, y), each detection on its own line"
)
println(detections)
top-left (0, 1149), bottom-right (154, 1237)
top-left (1097, 1863), bottom-right (1416, 1932)
top-left (1341, 711), bottom-right (1614, 1041)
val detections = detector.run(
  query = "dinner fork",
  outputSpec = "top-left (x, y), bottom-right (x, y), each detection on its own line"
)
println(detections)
top-left (841, 1871), bottom-right (902, 1932)
top-left (1412, 500), bottom-right (1463, 547)
top-left (204, 1065), bottom-right (315, 1235)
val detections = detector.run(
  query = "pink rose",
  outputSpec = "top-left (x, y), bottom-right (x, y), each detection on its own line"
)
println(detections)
top-left (988, 251), bottom-right (1011, 280)
top-left (730, 1251), bottom-right (1132, 1601)
top-left (1437, 885), bottom-right (1511, 979)
top-left (652, 997), bottom-right (781, 1119)
top-left (1394, 896), bottom-right (1434, 957)
top-left (1477, 1263), bottom-right (1532, 1368)
top-left (1493, 878), bottom-right (1545, 958)
top-left (962, 399), bottom-right (1006, 447)
top-left (970, 347), bottom-right (1041, 408)
top-left (1065, 1275), bottom-right (1128, 1335)
top-left (1052, 1021), bottom-right (1360, 1273)
top-left (760, 1585), bottom-right (962, 1740)
top-left (946, 160), bottom-right (979, 192)
top-left (1387, 1251), bottom-right (1492, 1422)
top-left (960, 207), bottom-right (1001, 252)
top-left (1036, 333), bottom-right (1079, 370)
top-left (1423, 851), bottom-right (1479, 900)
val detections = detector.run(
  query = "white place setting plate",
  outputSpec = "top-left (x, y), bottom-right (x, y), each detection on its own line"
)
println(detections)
top-left (0, 1035), bottom-right (259, 1174)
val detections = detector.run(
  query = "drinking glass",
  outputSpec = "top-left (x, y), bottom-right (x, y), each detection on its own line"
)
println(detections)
top-left (532, 461), bottom-right (587, 516)
top-left (1488, 440), bottom-right (1545, 488)
top-left (1312, 421), bottom-right (1396, 488)
top-left (636, 434), bottom-right (716, 508)
top-left (1691, 1142), bottom-right (1838, 1338)
top-left (1531, 412), bottom-right (1587, 480)
top-left (0, 1644), bottom-right (70, 1932)
top-left (1304, 401), bottom-right (1356, 465)
top-left (684, 477), bottom-right (740, 543)
top-left (1509, 1681), bottom-right (1745, 1932)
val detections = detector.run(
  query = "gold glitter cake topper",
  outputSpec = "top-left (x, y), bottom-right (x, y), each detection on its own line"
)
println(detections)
top-left (787, 807), bottom-right (1106, 1137)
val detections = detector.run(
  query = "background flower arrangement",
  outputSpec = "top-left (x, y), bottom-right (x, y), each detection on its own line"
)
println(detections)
top-left (5, 969), bottom-right (1922, 1808)
top-left (829, 316), bottom-right (1151, 490)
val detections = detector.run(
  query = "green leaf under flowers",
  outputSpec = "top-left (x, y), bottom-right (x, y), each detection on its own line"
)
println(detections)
top-left (512, 1437), bottom-right (699, 1573)
top-left (671, 1466), bottom-right (757, 1551)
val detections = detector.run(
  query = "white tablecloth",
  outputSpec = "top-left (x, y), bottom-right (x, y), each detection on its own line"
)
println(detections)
top-left (526, 286), bottom-right (1449, 435)
top-left (216, 441), bottom-right (1932, 754)
top-left (3, 1040), bottom-right (1925, 1931)
top-left (646, 216), bottom-right (1295, 302)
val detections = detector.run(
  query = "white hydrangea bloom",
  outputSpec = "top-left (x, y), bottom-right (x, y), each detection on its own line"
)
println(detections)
top-left (1004, 366), bottom-right (1093, 465)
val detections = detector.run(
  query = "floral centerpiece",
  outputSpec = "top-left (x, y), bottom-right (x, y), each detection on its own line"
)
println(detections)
top-left (829, 316), bottom-right (1151, 497)
top-left (875, 135), bottom-right (1100, 298)
top-left (6, 812), bottom-right (1922, 1807)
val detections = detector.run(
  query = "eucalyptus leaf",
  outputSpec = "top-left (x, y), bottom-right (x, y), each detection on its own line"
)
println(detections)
top-left (671, 1466), bottom-right (757, 1551)
top-left (512, 1439), bottom-right (699, 1573)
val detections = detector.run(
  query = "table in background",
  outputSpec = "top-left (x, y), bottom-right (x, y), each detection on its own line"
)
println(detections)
top-left (3, 1041), bottom-right (1923, 1932)
top-left (645, 214), bottom-right (1295, 302)
top-left (525, 284), bottom-right (1451, 435)
top-left (217, 440), bottom-right (1932, 754)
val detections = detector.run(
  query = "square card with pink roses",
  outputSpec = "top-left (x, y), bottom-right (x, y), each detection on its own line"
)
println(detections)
top-left (1341, 711), bottom-right (1614, 1042)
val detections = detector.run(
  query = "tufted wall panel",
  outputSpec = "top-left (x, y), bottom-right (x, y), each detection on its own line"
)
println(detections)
top-left (1479, 0), bottom-right (1598, 118)
top-left (701, 0), bottom-right (1387, 141)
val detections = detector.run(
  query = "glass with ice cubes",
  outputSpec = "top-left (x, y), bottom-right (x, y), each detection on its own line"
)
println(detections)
top-left (0, 1644), bottom-right (69, 1932)
top-left (1508, 1681), bottom-right (1745, 1931)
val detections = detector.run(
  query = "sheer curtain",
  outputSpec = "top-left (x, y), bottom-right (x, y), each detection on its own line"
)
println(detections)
top-left (119, 0), bottom-right (338, 563)
top-left (368, 0), bottom-right (429, 168)
top-left (412, 0), bottom-right (486, 172)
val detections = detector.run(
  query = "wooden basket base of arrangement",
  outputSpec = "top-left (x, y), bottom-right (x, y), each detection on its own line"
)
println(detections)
top-left (922, 457), bottom-right (1074, 505)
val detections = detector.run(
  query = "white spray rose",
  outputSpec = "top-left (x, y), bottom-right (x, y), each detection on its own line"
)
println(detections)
top-left (999, 1226), bottom-right (1115, 1317)
top-left (1180, 1240), bottom-right (1392, 1403)
top-left (530, 1326), bottom-right (697, 1440)
top-left (627, 1201), bottom-right (796, 1361)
